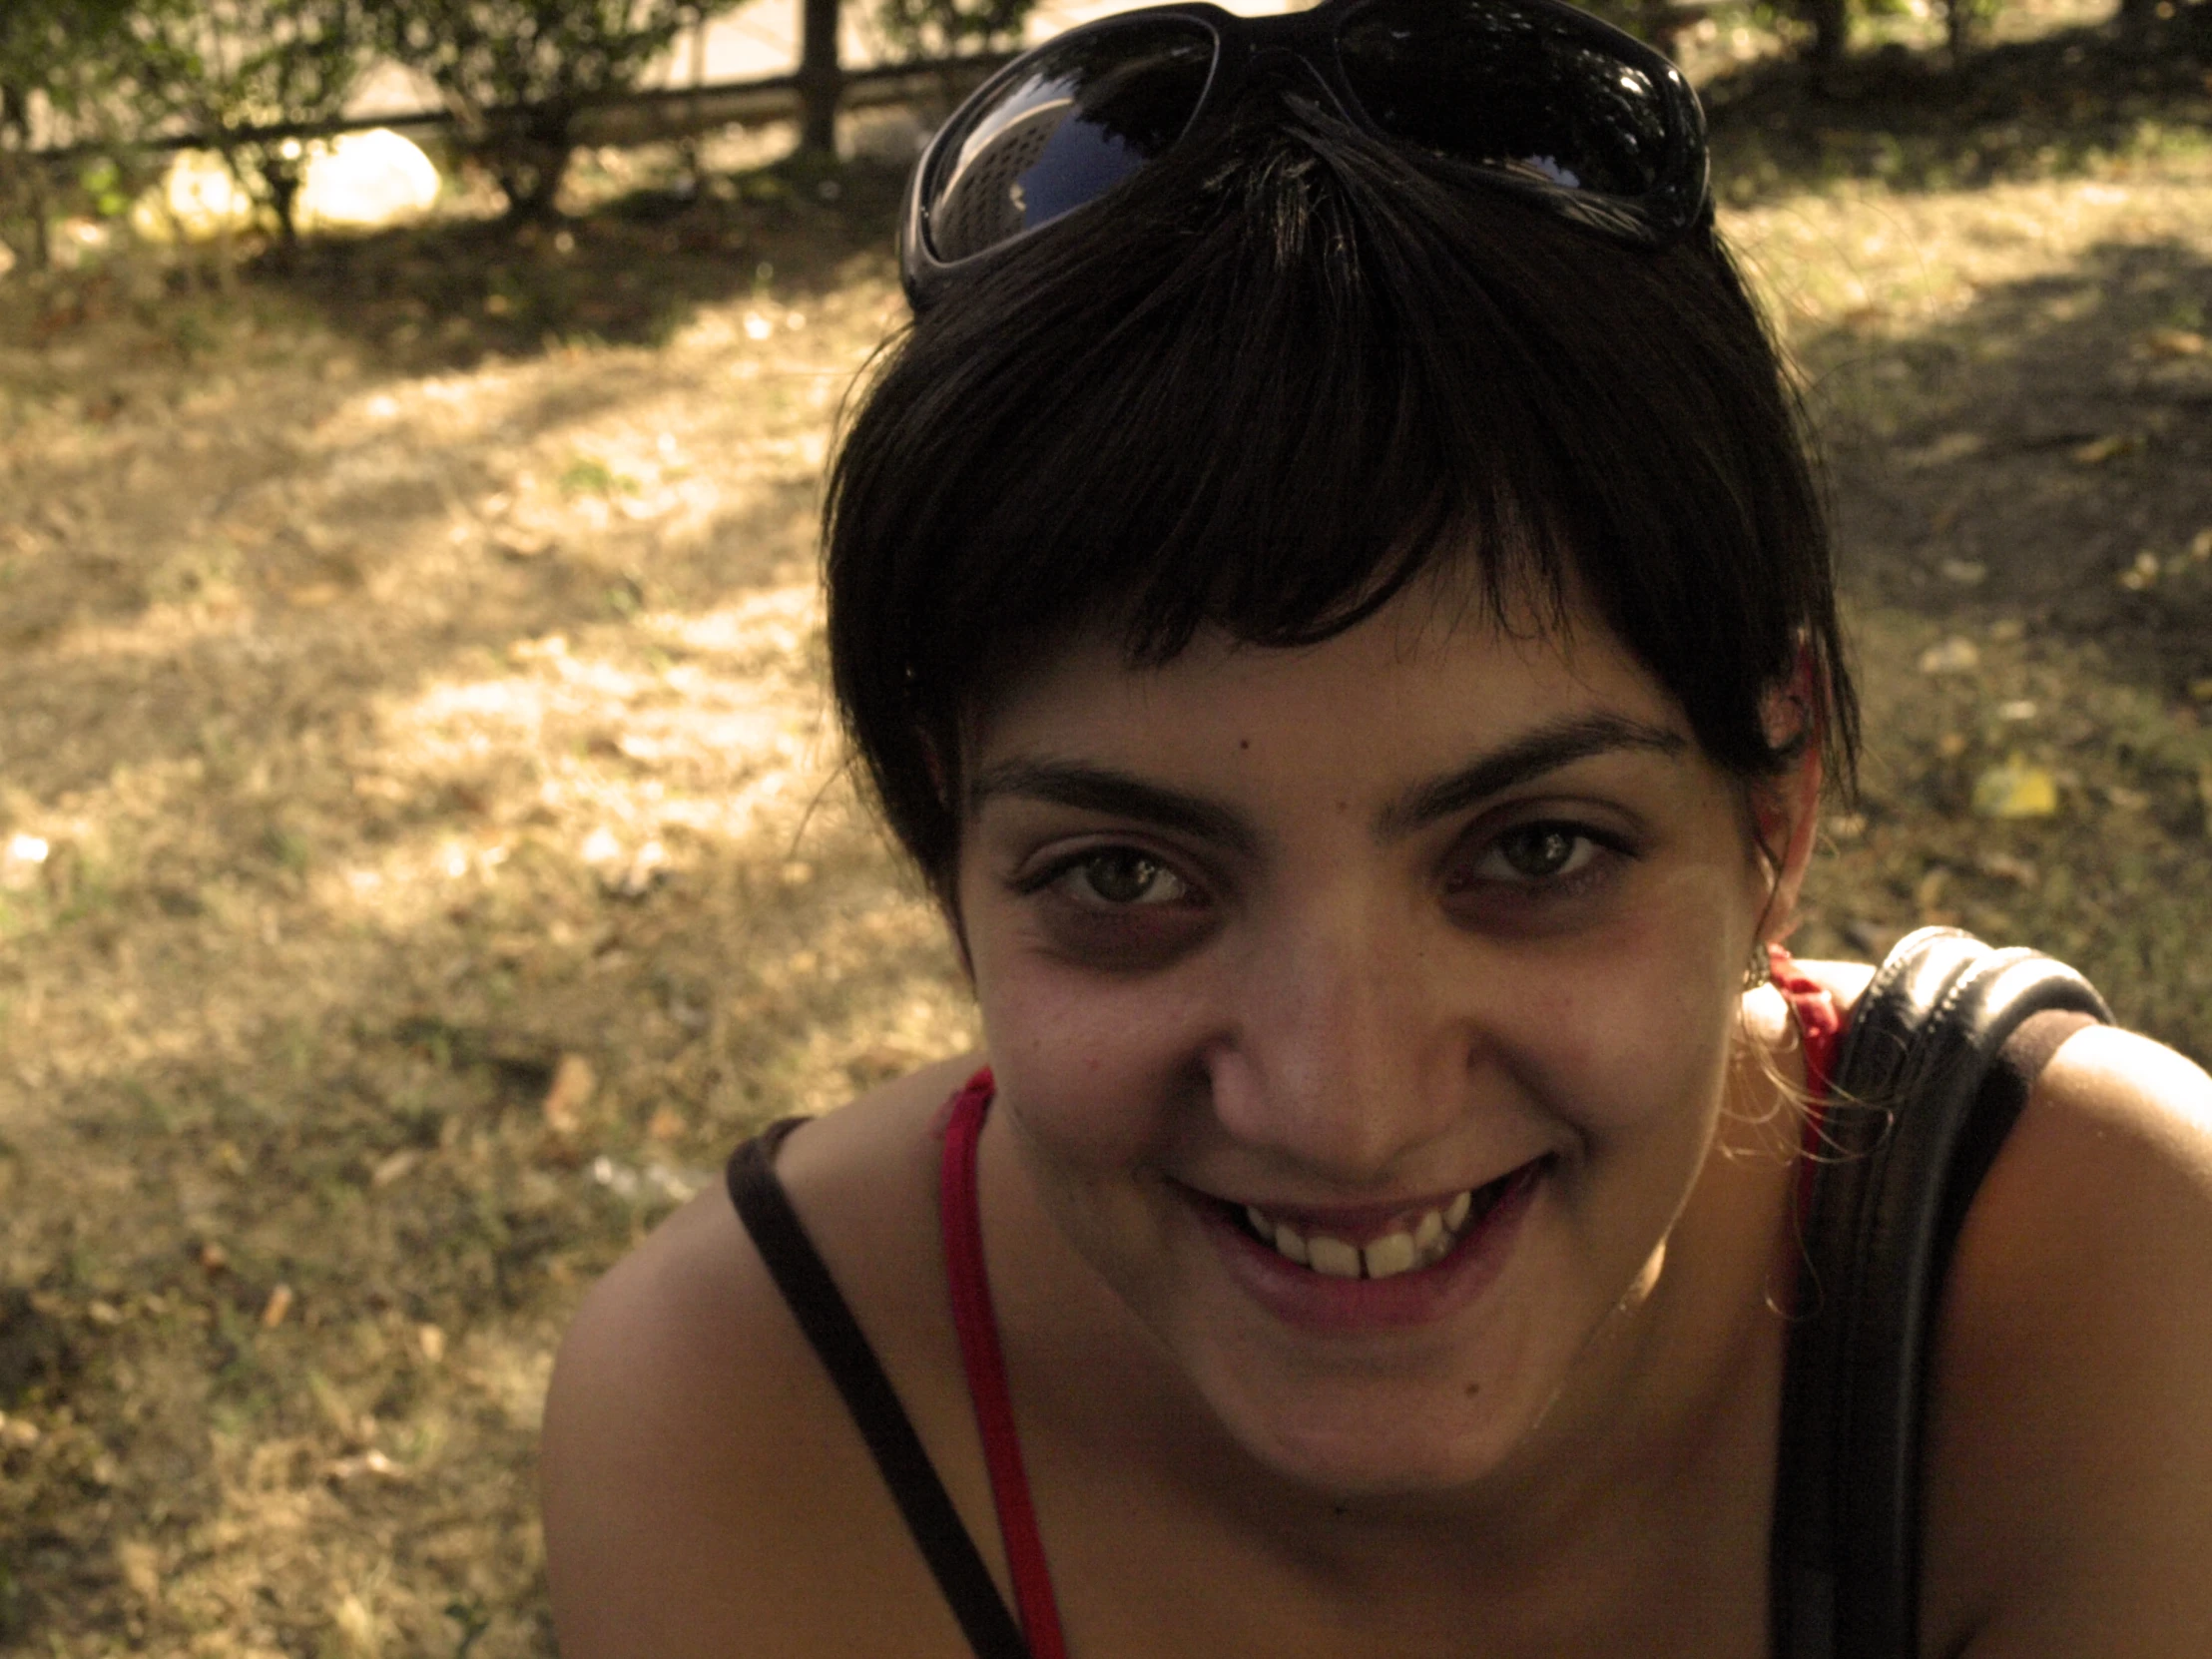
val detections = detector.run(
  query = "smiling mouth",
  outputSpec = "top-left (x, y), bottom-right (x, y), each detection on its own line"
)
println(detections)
top-left (1229, 1159), bottom-right (1550, 1282)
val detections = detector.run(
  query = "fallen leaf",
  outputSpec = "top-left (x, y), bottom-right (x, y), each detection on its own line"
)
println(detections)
top-left (2140, 326), bottom-right (2207, 358)
top-left (1972, 757), bottom-right (2059, 820)
top-left (261, 1284), bottom-right (294, 1329)
top-left (116, 1538), bottom-right (161, 1605)
top-left (2070, 433), bottom-right (2135, 465)
top-left (327, 1448), bottom-right (401, 1482)
top-left (647, 1105), bottom-right (688, 1142)
top-left (493, 528), bottom-right (554, 559)
top-left (1919, 637), bottom-right (1980, 674)
top-left (542, 1053), bottom-right (597, 1133)
top-left (416, 1324), bottom-right (446, 1364)
top-left (370, 1148), bottom-right (420, 1188)
top-left (604, 839), bottom-right (668, 900)
top-left (1976, 852), bottom-right (2040, 887)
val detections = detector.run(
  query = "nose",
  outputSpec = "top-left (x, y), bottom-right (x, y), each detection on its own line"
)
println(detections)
top-left (1203, 889), bottom-right (1472, 1187)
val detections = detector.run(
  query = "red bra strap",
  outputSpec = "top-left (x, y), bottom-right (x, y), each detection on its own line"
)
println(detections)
top-left (1767, 942), bottom-right (1844, 1100)
top-left (1768, 943), bottom-right (1847, 1222)
top-left (940, 1070), bottom-right (1069, 1659)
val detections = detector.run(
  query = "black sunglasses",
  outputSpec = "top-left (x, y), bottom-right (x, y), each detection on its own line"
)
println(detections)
top-left (900, 0), bottom-right (1712, 311)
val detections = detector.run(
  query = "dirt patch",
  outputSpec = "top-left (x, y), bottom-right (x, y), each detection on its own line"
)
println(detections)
top-left (1, 166), bottom-right (974, 1655)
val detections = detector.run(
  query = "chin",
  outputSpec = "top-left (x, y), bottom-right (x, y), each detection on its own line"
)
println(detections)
top-left (1211, 1368), bottom-right (1551, 1501)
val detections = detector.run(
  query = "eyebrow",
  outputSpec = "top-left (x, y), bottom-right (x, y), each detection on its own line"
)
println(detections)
top-left (1375, 715), bottom-right (1689, 839)
top-left (971, 713), bottom-right (1687, 852)
top-left (968, 760), bottom-right (1261, 855)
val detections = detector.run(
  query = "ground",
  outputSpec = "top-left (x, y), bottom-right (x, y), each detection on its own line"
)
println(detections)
top-left (1, 12), bottom-right (2209, 1655)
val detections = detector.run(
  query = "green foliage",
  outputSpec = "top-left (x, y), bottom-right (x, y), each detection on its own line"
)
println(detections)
top-left (871, 0), bottom-right (1037, 60)
top-left (377, 0), bottom-right (741, 223)
top-left (0, 0), bottom-right (138, 270)
top-left (128, 0), bottom-right (371, 246)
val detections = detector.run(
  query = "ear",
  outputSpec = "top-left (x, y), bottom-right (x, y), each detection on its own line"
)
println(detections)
top-left (1752, 740), bottom-right (1823, 946)
top-left (1750, 666), bottom-right (1824, 946)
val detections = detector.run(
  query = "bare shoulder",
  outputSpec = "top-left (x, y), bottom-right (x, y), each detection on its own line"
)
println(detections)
top-left (541, 1055), bottom-right (995, 1659)
top-left (1922, 1022), bottom-right (2212, 1655)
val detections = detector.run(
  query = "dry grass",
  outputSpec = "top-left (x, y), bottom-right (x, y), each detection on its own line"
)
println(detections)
top-left (0, 177), bottom-right (976, 1655)
top-left (1, 95), bottom-right (2209, 1659)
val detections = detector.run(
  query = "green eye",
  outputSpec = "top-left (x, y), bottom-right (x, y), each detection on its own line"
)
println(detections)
top-left (1496, 826), bottom-right (1582, 879)
top-left (1067, 849), bottom-right (1186, 906)
top-left (1448, 823), bottom-right (1615, 896)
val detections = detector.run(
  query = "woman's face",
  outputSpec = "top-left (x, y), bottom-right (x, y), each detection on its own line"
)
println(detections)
top-left (955, 587), bottom-right (1800, 1498)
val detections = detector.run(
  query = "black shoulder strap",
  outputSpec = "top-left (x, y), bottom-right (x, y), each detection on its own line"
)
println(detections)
top-left (1771, 928), bottom-right (2111, 1659)
top-left (727, 1123), bottom-right (1033, 1659)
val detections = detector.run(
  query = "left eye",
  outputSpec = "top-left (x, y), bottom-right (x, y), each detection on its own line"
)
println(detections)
top-left (1456, 825), bottom-right (1604, 887)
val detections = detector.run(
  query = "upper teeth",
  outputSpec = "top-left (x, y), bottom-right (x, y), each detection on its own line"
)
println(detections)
top-left (1243, 1188), bottom-right (1483, 1281)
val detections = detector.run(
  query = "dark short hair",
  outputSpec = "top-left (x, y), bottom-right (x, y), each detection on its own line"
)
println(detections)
top-left (825, 97), bottom-right (1858, 903)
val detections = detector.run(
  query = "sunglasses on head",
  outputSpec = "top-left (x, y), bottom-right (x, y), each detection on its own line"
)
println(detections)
top-left (900, 0), bottom-right (1712, 311)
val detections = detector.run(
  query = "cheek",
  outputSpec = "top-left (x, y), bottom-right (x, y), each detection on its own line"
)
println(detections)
top-left (1497, 866), bottom-right (1750, 1140)
top-left (971, 949), bottom-right (1210, 1168)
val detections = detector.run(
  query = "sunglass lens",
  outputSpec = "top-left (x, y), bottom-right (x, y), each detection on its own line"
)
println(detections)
top-left (1337, 0), bottom-right (1677, 201)
top-left (925, 18), bottom-right (1217, 265)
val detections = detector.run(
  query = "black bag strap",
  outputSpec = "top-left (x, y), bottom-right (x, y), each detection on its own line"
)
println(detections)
top-left (728, 1122), bottom-right (1034, 1659)
top-left (1770, 927), bottom-right (2111, 1659)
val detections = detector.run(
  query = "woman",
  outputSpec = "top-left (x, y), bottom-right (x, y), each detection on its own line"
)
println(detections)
top-left (541, 3), bottom-right (2212, 1653)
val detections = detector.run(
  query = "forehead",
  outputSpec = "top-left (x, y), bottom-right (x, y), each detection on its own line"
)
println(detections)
top-left (968, 589), bottom-right (1689, 787)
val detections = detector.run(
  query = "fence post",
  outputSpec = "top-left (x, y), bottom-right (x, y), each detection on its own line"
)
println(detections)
top-left (799, 0), bottom-right (842, 153)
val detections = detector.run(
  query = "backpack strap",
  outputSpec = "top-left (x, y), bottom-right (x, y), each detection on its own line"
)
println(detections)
top-left (1770, 926), bottom-right (2112, 1659)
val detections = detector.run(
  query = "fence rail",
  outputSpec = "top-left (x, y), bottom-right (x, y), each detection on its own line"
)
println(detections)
top-left (14, 50), bottom-right (1016, 166)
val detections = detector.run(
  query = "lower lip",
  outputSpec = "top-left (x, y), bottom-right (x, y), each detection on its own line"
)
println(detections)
top-left (1196, 1163), bottom-right (1546, 1335)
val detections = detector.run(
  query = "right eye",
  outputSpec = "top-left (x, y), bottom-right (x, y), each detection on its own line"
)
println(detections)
top-left (1051, 847), bottom-right (1193, 908)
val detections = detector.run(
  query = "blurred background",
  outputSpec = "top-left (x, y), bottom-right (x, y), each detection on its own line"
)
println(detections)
top-left (0, 0), bottom-right (2207, 1652)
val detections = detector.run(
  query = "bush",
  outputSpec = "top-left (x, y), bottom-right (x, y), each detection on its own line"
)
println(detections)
top-left (378, 0), bottom-right (740, 223)
top-left (0, 0), bottom-right (138, 271)
top-left (129, 0), bottom-right (370, 248)
top-left (870, 0), bottom-right (1035, 61)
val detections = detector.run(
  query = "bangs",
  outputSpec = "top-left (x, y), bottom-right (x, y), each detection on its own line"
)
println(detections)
top-left (916, 138), bottom-right (1574, 668)
top-left (825, 97), bottom-right (1852, 891)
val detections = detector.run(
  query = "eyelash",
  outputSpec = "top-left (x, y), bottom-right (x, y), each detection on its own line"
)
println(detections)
top-left (1444, 821), bottom-right (1635, 904)
top-left (1013, 819), bottom-right (1635, 920)
top-left (1014, 845), bottom-right (1202, 909)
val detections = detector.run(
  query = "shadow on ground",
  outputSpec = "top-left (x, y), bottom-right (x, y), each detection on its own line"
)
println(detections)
top-left (1707, 7), bottom-right (2212, 200)
top-left (1804, 234), bottom-right (2212, 698)
top-left (264, 156), bottom-right (907, 375)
